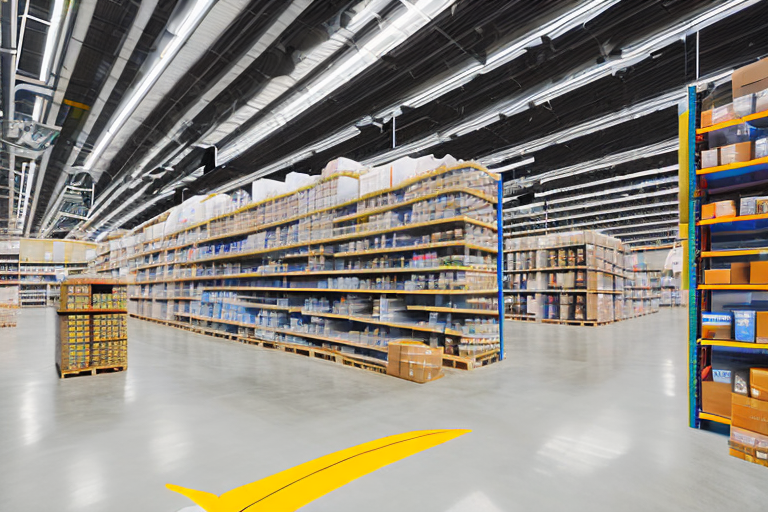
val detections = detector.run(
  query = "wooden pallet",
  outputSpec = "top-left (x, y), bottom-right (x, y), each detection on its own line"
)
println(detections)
top-left (58, 364), bottom-right (127, 379)
top-left (443, 349), bottom-right (500, 370)
top-left (505, 314), bottom-right (537, 323)
top-left (0, 322), bottom-right (17, 328)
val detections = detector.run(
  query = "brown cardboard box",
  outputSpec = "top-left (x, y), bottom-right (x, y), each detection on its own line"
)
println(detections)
top-left (399, 360), bottom-right (442, 383)
top-left (757, 312), bottom-right (768, 343)
top-left (732, 393), bottom-right (768, 435)
top-left (390, 341), bottom-right (443, 383)
top-left (732, 58), bottom-right (768, 98)
top-left (702, 203), bottom-right (716, 220)
top-left (715, 200), bottom-right (738, 218)
top-left (750, 261), bottom-right (768, 284)
top-left (701, 109), bottom-right (714, 127)
top-left (702, 381), bottom-right (732, 418)
top-left (729, 426), bottom-right (768, 466)
top-left (751, 368), bottom-right (768, 401)
top-left (704, 269), bottom-right (731, 284)
top-left (386, 342), bottom-right (403, 377)
top-left (720, 142), bottom-right (753, 166)
top-left (731, 262), bottom-right (751, 284)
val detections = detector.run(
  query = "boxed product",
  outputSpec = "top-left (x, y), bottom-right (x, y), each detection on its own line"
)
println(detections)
top-left (729, 426), bottom-right (768, 463)
top-left (731, 262), bottom-right (750, 284)
top-left (712, 104), bottom-right (737, 125)
top-left (741, 196), bottom-right (757, 216)
top-left (757, 197), bottom-right (768, 215)
top-left (734, 310), bottom-right (756, 342)
top-left (732, 393), bottom-right (768, 436)
top-left (750, 261), bottom-right (768, 284)
top-left (702, 312), bottom-right (732, 340)
top-left (715, 200), bottom-right (738, 218)
top-left (704, 268), bottom-right (730, 284)
top-left (387, 340), bottom-right (443, 383)
top-left (732, 57), bottom-right (768, 98)
top-left (758, 312), bottom-right (768, 343)
top-left (701, 148), bottom-right (719, 169)
top-left (702, 202), bottom-right (716, 220)
top-left (720, 142), bottom-right (752, 165)
top-left (751, 368), bottom-right (768, 401)
top-left (701, 380), bottom-right (732, 418)
top-left (701, 109), bottom-right (713, 128)
top-left (756, 138), bottom-right (768, 159)
top-left (733, 93), bottom-right (756, 117)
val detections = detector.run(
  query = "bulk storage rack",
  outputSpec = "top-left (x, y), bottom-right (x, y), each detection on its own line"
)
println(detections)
top-left (56, 277), bottom-right (128, 378)
top-left (685, 77), bottom-right (768, 429)
top-left (0, 242), bottom-right (20, 293)
top-left (503, 230), bottom-right (653, 326)
top-left (97, 163), bottom-right (504, 374)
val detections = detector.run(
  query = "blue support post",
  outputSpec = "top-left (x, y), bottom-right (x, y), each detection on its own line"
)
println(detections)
top-left (687, 85), bottom-right (699, 429)
top-left (497, 175), bottom-right (505, 361)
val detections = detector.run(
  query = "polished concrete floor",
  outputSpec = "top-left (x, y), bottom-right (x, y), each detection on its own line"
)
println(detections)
top-left (0, 308), bottom-right (764, 511)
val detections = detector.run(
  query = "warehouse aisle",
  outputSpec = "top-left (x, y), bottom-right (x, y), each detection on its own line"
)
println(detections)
top-left (0, 308), bottom-right (763, 512)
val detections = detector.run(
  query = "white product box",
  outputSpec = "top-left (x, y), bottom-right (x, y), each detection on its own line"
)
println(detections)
top-left (701, 148), bottom-right (719, 168)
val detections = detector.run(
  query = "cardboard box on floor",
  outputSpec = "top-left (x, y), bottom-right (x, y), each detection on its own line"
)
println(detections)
top-left (729, 425), bottom-right (768, 467)
top-left (387, 340), bottom-right (443, 383)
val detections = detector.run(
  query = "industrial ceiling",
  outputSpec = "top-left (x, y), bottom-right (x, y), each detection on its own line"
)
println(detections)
top-left (2, 0), bottom-right (768, 247)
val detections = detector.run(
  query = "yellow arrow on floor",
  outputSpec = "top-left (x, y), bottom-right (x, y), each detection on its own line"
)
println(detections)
top-left (167, 429), bottom-right (470, 512)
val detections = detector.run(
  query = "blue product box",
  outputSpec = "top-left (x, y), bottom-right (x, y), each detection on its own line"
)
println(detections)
top-left (734, 310), bottom-right (756, 342)
top-left (712, 369), bottom-right (732, 384)
top-left (702, 312), bottom-right (732, 340)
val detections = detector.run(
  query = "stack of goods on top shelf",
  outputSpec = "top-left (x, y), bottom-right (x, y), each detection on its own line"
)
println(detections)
top-left (96, 156), bottom-right (504, 380)
top-left (690, 56), bottom-right (768, 468)
top-left (56, 278), bottom-right (128, 378)
top-left (503, 230), bottom-right (640, 326)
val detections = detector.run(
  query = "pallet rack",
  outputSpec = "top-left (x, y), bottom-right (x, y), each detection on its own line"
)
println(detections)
top-left (55, 277), bottom-right (128, 378)
top-left (686, 78), bottom-right (768, 431)
top-left (503, 230), bottom-right (654, 325)
top-left (96, 163), bottom-right (504, 375)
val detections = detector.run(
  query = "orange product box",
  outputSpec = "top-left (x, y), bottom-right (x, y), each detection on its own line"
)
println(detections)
top-left (720, 142), bottom-right (753, 166)
top-left (701, 109), bottom-right (714, 128)
top-left (701, 203), bottom-right (716, 220)
top-left (702, 381), bottom-right (732, 419)
top-left (750, 261), bottom-right (768, 284)
top-left (704, 269), bottom-right (730, 285)
top-left (757, 312), bottom-right (768, 343)
top-left (732, 393), bottom-right (768, 436)
top-left (731, 262), bottom-right (751, 284)
top-left (715, 200), bottom-right (737, 218)
top-left (751, 368), bottom-right (768, 401)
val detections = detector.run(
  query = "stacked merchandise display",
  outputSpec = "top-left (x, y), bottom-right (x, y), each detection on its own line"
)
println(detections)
top-left (686, 57), bottom-right (768, 468)
top-left (93, 160), bottom-right (504, 377)
top-left (0, 241), bottom-right (20, 307)
top-left (503, 231), bottom-right (641, 325)
top-left (55, 277), bottom-right (128, 378)
top-left (660, 270), bottom-right (683, 307)
top-left (624, 253), bottom-right (661, 317)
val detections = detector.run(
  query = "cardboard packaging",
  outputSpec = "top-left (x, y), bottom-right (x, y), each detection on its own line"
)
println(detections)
top-left (701, 148), bottom-right (720, 169)
top-left (387, 341), bottom-right (443, 383)
top-left (750, 261), bottom-right (768, 284)
top-left (729, 426), bottom-right (768, 465)
top-left (702, 381), bottom-right (732, 418)
top-left (757, 312), bottom-right (768, 343)
top-left (732, 393), bottom-right (768, 436)
top-left (720, 142), bottom-right (753, 165)
top-left (712, 104), bottom-right (737, 125)
top-left (734, 311), bottom-right (756, 342)
top-left (702, 202), bottom-right (716, 220)
top-left (751, 368), bottom-right (768, 401)
top-left (715, 200), bottom-right (738, 218)
top-left (731, 262), bottom-right (750, 284)
top-left (732, 58), bottom-right (768, 98)
top-left (704, 268), bottom-right (730, 284)
top-left (702, 312), bottom-right (732, 340)
top-left (757, 197), bottom-right (768, 215)
top-left (741, 197), bottom-right (757, 216)
top-left (701, 109), bottom-right (714, 128)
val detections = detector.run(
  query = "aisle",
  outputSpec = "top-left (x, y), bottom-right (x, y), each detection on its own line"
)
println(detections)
top-left (0, 308), bottom-right (762, 511)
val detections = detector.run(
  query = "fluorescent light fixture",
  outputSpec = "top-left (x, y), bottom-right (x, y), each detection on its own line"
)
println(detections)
top-left (544, 177), bottom-right (678, 206)
top-left (605, 221), bottom-right (681, 237)
top-left (506, 200), bottom-right (679, 226)
top-left (83, 0), bottom-right (216, 171)
top-left (505, 208), bottom-right (679, 235)
top-left (39, 0), bottom-right (65, 81)
top-left (491, 157), bottom-right (535, 174)
top-left (536, 164), bottom-right (678, 198)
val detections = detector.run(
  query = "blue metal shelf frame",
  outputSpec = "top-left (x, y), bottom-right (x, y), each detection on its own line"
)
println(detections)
top-left (497, 176), bottom-right (505, 361)
top-left (687, 85), bottom-right (700, 429)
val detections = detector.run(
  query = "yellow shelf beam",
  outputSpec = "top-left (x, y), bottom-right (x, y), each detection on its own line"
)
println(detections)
top-left (696, 109), bottom-right (768, 135)
top-left (332, 186), bottom-right (497, 223)
top-left (300, 309), bottom-right (464, 336)
top-left (697, 338), bottom-right (768, 350)
top-left (698, 412), bottom-right (731, 425)
top-left (406, 305), bottom-right (498, 315)
top-left (201, 286), bottom-right (498, 295)
top-left (699, 284), bottom-right (768, 290)
top-left (698, 212), bottom-right (768, 226)
top-left (701, 248), bottom-right (768, 257)
top-left (696, 155), bottom-right (768, 176)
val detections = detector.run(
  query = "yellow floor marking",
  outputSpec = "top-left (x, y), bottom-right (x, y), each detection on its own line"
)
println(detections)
top-left (168, 429), bottom-right (470, 512)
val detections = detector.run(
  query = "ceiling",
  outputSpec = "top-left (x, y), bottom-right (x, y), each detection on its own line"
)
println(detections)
top-left (2, 0), bottom-right (768, 246)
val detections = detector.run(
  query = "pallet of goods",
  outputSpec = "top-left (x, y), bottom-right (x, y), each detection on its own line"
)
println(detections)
top-left (686, 56), bottom-right (768, 468)
top-left (55, 277), bottom-right (128, 378)
top-left (503, 230), bottom-right (655, 326)
top-left (93, 157), bottom-right (504, 381)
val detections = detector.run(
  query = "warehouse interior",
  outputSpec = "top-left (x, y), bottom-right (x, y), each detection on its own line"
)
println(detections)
top-left (2, 1), bottom-right (768, 511)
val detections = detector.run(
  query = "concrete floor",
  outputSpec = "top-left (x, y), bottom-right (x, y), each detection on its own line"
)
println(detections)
top-left (0, 308), bottom-right (765, 511)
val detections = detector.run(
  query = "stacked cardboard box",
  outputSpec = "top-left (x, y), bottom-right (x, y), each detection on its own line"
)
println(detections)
top-left (386, 341), bottom-right (443, 383)
top-left (730, 368), bottom-right (768, 467)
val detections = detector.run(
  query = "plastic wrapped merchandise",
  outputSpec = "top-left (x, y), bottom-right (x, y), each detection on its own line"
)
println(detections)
top-left (733, 93), bottom-right (755, 117)
top-left (251, 178), bottom-right (288, 204)
top-left (230, 190), bottom-right (250, 209)
top-left (285, 172), bottom-right (316, 192)
top-left (204, 194), bottom-right (233, 219)
top-left (322, 157), bottom-right (364, 177)
top-left (755, 138), bottom-right (768, 159)
top-left (712, 103), bottom-right (737, 125)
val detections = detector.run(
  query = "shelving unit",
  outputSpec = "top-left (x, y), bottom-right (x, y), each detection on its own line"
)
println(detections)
top-left (686, 78), bottom-right (768, 434)
top-left (502, 231), bottom-right (641, 325)
top-left (17, 262), bottom-right (88, 308)
top-left (96, 163), bottom-right (504, 374)
top-left (55, 277), bottom-right (128, 378)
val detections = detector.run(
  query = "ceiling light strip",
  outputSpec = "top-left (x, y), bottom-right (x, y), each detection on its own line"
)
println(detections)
top-left (505, 200), bottom-right (679, 228)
